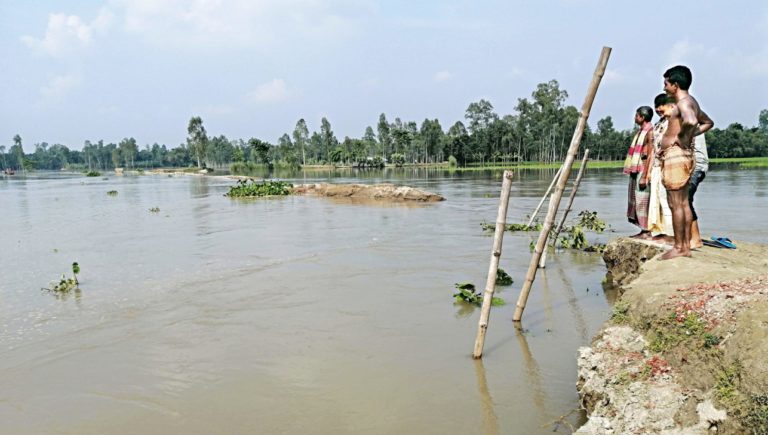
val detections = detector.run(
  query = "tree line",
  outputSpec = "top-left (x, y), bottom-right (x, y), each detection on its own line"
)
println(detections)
top-left (2, 80), bottom-right (767, 172)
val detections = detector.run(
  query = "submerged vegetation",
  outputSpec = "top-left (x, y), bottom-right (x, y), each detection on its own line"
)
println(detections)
top-left (225, 179), bottom-right (293, 198)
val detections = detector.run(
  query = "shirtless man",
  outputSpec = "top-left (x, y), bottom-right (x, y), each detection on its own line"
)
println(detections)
top-left (659, 65), bottom-right (714, 260)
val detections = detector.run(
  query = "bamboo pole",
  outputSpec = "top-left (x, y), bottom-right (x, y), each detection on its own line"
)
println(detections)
top-left (513, 46), bottom-right (611, 322)
top-left (526, 165), bottom-right (562, 228)
top-left (537, 190), bottom-right (556, 269)
top-left (473, 170), bottom-right (514, 359)
top-left (540, 150), bottom-right (592, 268)
top-left (551, 149), bottom-right (591, 246)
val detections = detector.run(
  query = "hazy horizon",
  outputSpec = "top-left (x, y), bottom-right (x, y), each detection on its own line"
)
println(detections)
top-left (2, 0), bottom-right (766, 150)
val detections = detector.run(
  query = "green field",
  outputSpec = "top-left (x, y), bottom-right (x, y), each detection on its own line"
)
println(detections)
top-left (710, 157), bottom-right (768, 167)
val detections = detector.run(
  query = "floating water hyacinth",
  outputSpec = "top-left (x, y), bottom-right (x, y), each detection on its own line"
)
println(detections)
top-left (225, 179), bottom-right (293, 198)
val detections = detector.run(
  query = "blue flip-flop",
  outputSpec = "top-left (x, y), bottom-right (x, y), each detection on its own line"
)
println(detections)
top-left (711, 237), bottom-right (737, 249)
top-left (702, 239), bottom-right (724, 248)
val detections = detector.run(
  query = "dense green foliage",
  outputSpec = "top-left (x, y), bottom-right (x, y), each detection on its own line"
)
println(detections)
top-left (2, 89), bottom-right (765, 172)
top-left (225, 179), bottom-right (293, 198)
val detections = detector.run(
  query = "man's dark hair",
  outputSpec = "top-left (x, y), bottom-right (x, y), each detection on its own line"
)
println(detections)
top-left (664, 65), bottom-right (692, 90)
top-left (654, 93), bottom-right (675, 107)
top-left (637, 106), bottom-right (653, 122)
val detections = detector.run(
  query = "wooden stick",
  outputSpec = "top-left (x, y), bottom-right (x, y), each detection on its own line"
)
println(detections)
top-left (473, 170), bottom-right (514, 359)
top-left (513, 47), bottom-right (611, 322)
top-left (526, 166), bottom-right (562, 228)
top-left (551, 149), bottom-right (591, 246)
top-left (537, 191), bottom-right (556, 269)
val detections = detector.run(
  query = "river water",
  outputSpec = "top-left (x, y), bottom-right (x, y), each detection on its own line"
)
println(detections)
top-left (0, 167), bottom-right (766, 434)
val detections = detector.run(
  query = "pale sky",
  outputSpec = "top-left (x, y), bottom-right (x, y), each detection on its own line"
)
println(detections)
top-left (1, 0), bottom-right (767, 150)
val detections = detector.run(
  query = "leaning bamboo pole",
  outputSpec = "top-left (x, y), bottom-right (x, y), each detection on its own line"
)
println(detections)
top-left (513, 47), bottom-right (611, 322)
top-left (473, 170), bottom-right (514, 359)
top-left (539, 150), bottom-right (591, 268)
top-left (551, 149), bottom-right (591, 245)
top-left (537, 191), bottom-right (556, 269)
top-left (526, 166), bottom-right (562, 228)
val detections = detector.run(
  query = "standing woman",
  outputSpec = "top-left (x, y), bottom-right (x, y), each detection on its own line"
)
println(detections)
top-left (624, 106), bottom-right (654, 239)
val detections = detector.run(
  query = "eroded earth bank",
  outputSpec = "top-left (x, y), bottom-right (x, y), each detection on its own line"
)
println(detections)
top-left (576, 238), bottom-right (768, 434)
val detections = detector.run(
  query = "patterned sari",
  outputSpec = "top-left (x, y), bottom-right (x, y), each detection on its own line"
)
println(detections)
top-left (625, 123), bottom-right (652, 229)
top-left (647, 119), bottom-right (674, 235)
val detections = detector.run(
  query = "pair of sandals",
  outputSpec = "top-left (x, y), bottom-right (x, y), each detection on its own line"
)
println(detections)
top-left (703, 237), bottom-right (737, 249)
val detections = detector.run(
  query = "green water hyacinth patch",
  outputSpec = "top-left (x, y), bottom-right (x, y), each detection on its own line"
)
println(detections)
top-left (481, 222), bottom-right (543, 232)
top-left (495, 268), bottom-right (513, 286)
top-left (225, 179), bottom-right (294, 198)
top-left (453, 282), bottom-right (506, 307)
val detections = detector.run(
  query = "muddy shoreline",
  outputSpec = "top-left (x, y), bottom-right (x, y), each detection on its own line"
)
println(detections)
top-left (575, 238), bottom-right (768, 434)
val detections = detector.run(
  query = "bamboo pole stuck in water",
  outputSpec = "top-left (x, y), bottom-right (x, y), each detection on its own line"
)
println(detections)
top-left (540, 149), bottom-right (592, 269)
top-left (526, 166), bottom-right (562, 228)
top-left (537, 191), bottom-right (556, 269)
top-left (513, 47), bottom-right (611, 322)
top-left (551, 149), bottom-right (591, 246)
top-left (473, 170), bottom-right (514, 359)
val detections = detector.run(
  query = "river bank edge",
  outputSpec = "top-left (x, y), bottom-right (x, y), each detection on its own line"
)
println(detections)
top-left (575, 238), bottom-right (768, 434)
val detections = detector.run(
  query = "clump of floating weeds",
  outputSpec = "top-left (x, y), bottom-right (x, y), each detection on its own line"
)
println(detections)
top-left (481, 221), bottom-right (542, 232)
top-left (149, 207), bottom-right (160, 213)
top-left (107, 190), bottom-right (118, 196)
top-left (225, 179), bottom-right (293, 198)
top-left (556, 210), bottom-right (608, 252)
top-left (496, 268), bottom-right (513, 286)
top-left (85, 170), bottom-right (101, 177)
top-left (576, 210), bottom-right (607, 232)
top-left (453, 282), bottom-right (506, 307)
top-left (43, 262), bottom-right (81, 294)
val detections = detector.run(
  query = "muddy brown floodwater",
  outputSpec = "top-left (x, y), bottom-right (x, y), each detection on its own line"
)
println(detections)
top-left (0, 166), bottom-right (766, 434)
